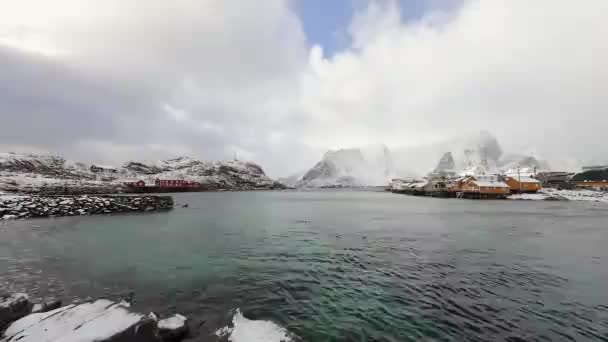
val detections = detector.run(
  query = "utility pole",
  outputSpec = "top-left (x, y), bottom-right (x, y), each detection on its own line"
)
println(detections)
top-left (518, 165), bottom-right (522, 193)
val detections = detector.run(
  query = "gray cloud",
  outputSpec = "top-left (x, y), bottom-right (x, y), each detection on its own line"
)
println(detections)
top-left (1, 0), bottom-right (608, 177)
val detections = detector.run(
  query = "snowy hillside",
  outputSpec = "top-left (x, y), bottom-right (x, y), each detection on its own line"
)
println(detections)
top-left (297, 145), bottom-right (396, 187)
top-left (0, 153), bottom-right (285, 193)
top-left (0, 152), bottom-right (93, 179)
top-left (120, 157), bottom-right (285, 190)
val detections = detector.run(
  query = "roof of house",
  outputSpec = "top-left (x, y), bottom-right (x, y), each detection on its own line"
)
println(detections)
top-left (505, 176), bottom-right (541, 184)
top-left (468, 176), bottom-right (510, 188)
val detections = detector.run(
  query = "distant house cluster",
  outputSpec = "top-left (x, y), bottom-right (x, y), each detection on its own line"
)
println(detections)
top-left (392, 164), bottom-right (608, 199)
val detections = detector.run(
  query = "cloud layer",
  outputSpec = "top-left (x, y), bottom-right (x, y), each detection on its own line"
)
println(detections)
top-left (1, 0), bottom-right (607, 176)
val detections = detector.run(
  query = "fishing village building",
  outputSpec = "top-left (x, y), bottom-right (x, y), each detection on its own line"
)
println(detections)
top-left (451, 176), bottom-right (511, 199)
top-left (503, 175), bottom-right (541, 193)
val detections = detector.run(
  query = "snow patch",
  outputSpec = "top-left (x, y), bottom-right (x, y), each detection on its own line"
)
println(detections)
top-left (508, 188), bottom-right (608, 202)
top-left (215, 309), bottom-right (293, 342)
top-left (508, 193), bottom-right (550, 200)
top-left (158, 313), bottom-right (187, 330)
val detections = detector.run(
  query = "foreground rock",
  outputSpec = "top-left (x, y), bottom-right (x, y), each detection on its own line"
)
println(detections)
top-left (1, 195), bottom-right (173, 220)
top-left (157, 314), bottom-right (189, 342)
top-left (30, 298), bottom-right (62, 314)
top-left (1, 299), bottom-right (160, 342)
top-left (0, 293), bottom-right (32, 331)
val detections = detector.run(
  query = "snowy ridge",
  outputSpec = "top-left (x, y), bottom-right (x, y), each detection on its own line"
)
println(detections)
top-left (215, 309), bottom-right (293, 342)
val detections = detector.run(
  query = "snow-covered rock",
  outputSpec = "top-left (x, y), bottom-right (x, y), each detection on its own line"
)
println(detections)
top-left (30, 299), bottom-right (62, 314)
top-left (157, 314), bottom-right (188, 341)
top-left (0, 293), bottom-right (32, 330)
top-left (1, 299), bottom-right (160, 342)
top-left (0, 195), bottom-right (173, 219)
top-left (215, 309), bottom-right (293, 342)
top-left (298, 144), bottom-right (396, 188)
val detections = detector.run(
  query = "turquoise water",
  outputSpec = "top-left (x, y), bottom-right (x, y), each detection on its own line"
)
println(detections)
top-left (1, 190), bottom-right (608, 341)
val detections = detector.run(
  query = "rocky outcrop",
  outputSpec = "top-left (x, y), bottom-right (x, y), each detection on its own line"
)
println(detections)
top-left (0, 296), bottom-right (190, 342)
top-left (122, 162), bottom-right (164, 175)
top-left (0, 293), bottom-right (32, 331)
top-left (1, 299), bottom-right (160, 342)
top-left (157, 314), bottom-right (189, 342)
top-left (30, 299), bottom-right (62, 314)
top-left (1, 195), bottom-right (173, 220)
top-left (0, 153), bottom-right (93, 180)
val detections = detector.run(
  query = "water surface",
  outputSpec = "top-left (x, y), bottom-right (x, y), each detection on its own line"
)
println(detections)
top-left (1, 190), bottom-right (607, 341)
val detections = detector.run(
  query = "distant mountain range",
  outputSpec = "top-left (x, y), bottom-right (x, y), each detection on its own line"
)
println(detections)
top-left (0, 131), bottom-right (586, 193)
top-left (288, 131), bottom-right (556, 187)
top-left (0, 153), bottom-right (284, 193)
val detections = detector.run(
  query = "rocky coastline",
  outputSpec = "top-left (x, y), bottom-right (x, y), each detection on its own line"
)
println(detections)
top-left (1, 195), bottom-right (174, 220)
top-left (1, 292), bottom-right (189, 342)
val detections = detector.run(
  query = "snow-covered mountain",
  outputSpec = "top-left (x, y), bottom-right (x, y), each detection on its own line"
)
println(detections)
top-left (0, 153), bottom-right (285, 193)
top-left (420, 131), bottom-right (552, 177)
top-left (428, 152), bottom-right (456, 178)
top-left (296, 145), bottom-right (396, 188)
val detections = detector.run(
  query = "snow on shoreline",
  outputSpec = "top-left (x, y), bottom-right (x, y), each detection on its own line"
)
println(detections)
top-left (508, 188), bottom-right (608, 202)
top-left (216, 309), bottom-right (293, 342)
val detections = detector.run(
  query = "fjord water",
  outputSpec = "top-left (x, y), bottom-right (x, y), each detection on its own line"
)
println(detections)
top-left (1, 190), bottom-right (607, 341)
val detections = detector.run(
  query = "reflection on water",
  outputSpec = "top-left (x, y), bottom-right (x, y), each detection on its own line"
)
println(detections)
top-left (1, 190), bottom-right (608, 341)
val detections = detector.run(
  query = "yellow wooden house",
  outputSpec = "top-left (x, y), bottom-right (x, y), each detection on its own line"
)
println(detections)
top-left (452, 176), bottom-right (511, 199)
top-left (503, 176), bottom-right (541, 193)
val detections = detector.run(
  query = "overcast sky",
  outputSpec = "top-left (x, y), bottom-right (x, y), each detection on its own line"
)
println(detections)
top-left (1, 0), bottom-right (607, 176)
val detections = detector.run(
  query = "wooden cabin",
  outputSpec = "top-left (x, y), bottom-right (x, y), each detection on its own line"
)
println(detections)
top-left (452, 176), bottom-right (510, 199)
top-left (503, 176), bottom-right (541, 193)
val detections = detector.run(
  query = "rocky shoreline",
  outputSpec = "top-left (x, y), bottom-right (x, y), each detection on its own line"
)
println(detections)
top-left (0, 292), bottom-right (189, 342)
top-left (1, 195), bottom-right (174, 220)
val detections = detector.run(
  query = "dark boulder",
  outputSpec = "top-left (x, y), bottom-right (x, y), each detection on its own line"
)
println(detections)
top-left (0, 293), bottom-right (32, 331)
